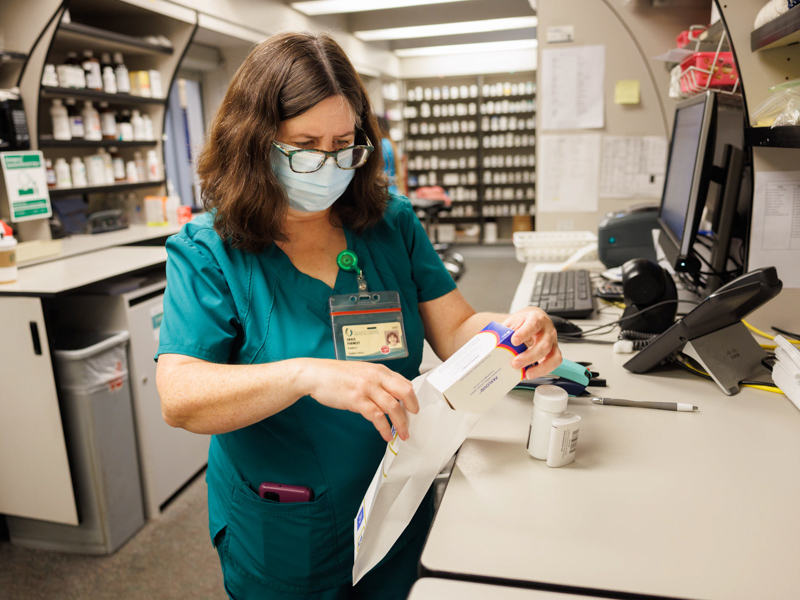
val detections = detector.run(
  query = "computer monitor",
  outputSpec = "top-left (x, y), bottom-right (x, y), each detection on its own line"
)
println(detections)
top-left (657, 91), bottom-right (718, 274)
top-left (657, 91), bottom-right (747, 295)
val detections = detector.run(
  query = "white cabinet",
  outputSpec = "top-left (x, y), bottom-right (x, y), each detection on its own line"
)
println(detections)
top-left (0, 296), bottom-right (78, 525)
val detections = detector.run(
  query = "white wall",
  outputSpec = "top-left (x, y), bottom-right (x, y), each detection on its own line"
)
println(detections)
top-left (400, 48), bottom-right (537, 79)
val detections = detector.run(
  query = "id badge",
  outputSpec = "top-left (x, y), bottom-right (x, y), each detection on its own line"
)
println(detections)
top-left (330, 291), bottom-right (408, 361)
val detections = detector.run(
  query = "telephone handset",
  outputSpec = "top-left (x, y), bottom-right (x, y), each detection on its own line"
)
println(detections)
top-left (623, 266), bottom-right (782, 379)
top-left (0, 90), bottom-right (31, 151)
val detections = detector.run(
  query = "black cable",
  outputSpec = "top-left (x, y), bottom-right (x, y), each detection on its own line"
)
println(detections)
top-left (557, 298), bottom-right (700, 339)
top-left (772, 326), bottom-right (800, 341)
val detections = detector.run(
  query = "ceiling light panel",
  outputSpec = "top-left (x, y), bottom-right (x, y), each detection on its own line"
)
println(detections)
top-left (394, 38), bottom-right (537, 57)
top-left (291, 0), bottom-right (472, 15)
top-left (355, 16), bottom-right (538, 41)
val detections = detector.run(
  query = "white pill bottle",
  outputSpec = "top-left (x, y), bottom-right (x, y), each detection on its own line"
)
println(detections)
top-left (527, 385), bottom-right (568, 460)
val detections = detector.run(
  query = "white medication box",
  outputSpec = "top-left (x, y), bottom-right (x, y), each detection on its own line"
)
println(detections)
top-left (427, 321), bottom-right (528, 414)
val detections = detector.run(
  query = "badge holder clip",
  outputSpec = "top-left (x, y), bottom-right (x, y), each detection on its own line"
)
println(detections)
top-left (330, 251), bottom-right (408, 361)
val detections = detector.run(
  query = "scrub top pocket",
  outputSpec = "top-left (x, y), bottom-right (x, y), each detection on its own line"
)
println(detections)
top-left (225, 481), bottom-right (346, 594)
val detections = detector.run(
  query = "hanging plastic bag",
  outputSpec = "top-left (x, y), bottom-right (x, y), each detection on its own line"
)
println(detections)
top-left (750, 79), bottom-right (800, 127)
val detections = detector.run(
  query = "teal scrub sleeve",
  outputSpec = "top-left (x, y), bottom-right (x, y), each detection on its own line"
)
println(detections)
top-left (393, 197), bottom-right (457, 303)
top-left (157, 231), bottom-right (241, 364)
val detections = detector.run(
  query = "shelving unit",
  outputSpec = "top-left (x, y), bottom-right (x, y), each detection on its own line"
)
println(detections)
top-left (39, 139), bottom-right (158, 148)
top-left (48, 179), bottom-right (165, 198)
top-left (57, 21), bottom-right (174, 56)
top-left (751, 6), bottom-right (800, 51)
top-left (21, 0), bottom-right (196, 236)
top-left (403, 73), bottom-right (536, 244)
top-left (0, 50), bottom-right (28, 89)
top-left (744, 125), bottom-right (800, 148)
top-left (41, 86), bottom-right (166, 105)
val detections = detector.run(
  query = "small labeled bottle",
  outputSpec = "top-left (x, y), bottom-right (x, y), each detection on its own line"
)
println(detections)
top-left (126, 160), bottom-right (139, 183)
top-left (45, 159), bottom-right (57, 188)
top-left (110, 147), bottom-right (126, 181)
top-left (134, 151), bottom-right (147, 181)
top-left (65, 51), bottom-right (86, 89)
top-left (65, 98), bottom-right (85, 139)
top-left (146, 149), bottom-right (161, 180)
top-left (113, 52), bottom-right (130, 94)
top-left (98, 148), bottom-right (114, 184)
top-left (54, 157), bottom-right (72, 188)
top-left (42, 64), bottom-right (59, 87)
top-left (82, 100), bottom-right (102, 141)
top-left (99, 102), bottom-right (117, 140)
top-left (100, 52), bottom-right (113, 73)
top-left (50, 98), bottom-right (71, 140)
top-left (117, 110), bottom-right (134, 141)
top-left (82, 50), bottom-right (103, 91)
top-left (102, 66), bottom-right (118, 94)
top-left (70, 156), bottom-right (88, 187)
top-left (131, 109), bottom-right (145, 140)
top-left (84, 154), bottom-right (103, 186)
top-left (141, 113), bottom-right (154, 141)
top-left (527, 385), bottom-right (568, 460)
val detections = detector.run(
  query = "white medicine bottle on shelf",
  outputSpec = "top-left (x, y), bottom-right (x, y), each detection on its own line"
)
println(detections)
top-left (82, 101), bottom-right (102, 141)
top-left (131, 109), bottom-right (145, 140)
top-left (134, 151), bottom-right (147, 181)
top-left (50, 98), bottom-right (71, 140)
top-left (113, 52), bottom-right (131, 94)
top-left (146, 149), bottom-right (161, 181)
top-left (102, 66), bottom-right (118, 94)
top-left (527, 385), bottom-right (568, 460)
top-left (54, 157), bottom-right (72, 188)
top-left (70, 156), bottom-right (88, 187)
top-left (65, 98), bottom-right (84, 138)
top-left (82, 50), bottom-right (103, 91)
top-left (110, 147), bottom-right (126, 181)
top-left (99, 102), bottom-right (117, 140)
top-left (117, 110), bottom-right (134, 141)
top-left (141, 113), bottom-right (154, 141)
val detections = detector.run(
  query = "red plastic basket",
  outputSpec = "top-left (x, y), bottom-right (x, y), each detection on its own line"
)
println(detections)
top-left (679, 51), bottom-right (738, 94)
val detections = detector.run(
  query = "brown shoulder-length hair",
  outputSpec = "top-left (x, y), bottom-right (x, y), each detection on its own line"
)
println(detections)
top-left (196, 32), bottom-right (387, 253)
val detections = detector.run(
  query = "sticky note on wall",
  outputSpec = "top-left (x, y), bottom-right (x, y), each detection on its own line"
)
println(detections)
top-left (615, 80), bottom-right (640, 105)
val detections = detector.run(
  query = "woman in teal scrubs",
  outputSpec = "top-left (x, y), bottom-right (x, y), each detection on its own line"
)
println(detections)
top-left (155, 32), bottom-right (560, 600)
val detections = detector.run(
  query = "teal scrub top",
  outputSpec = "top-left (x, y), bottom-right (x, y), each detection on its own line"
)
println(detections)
top-left (156, 195), bottom-right (456, 594)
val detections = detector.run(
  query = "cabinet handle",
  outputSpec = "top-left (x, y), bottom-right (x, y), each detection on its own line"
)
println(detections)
top-left (30, 322), bottom-right (42, 355)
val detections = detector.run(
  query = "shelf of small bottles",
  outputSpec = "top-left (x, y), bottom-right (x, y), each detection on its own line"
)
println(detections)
top-left (39, 139), bottom-right (158, 148)
top-left (41, 86), bottom-right (165, 105)
top-left (48, 179), bottom-right (165, 198)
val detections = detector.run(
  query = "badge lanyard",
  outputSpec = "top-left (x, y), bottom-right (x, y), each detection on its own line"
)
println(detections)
top-left (330, 250), bottom-right (408, 361)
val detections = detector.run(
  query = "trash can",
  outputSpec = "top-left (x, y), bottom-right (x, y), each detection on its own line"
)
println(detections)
top-left (5, 331), bottom-right (146, 554)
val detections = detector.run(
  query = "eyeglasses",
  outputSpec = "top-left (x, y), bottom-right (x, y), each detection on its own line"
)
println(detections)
top-left (272, 137), bottom-right (374, 173)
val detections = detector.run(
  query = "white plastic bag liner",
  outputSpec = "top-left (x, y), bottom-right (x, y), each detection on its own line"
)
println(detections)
top-left (352, 372), bottom-right (485, 584)
top-left (54, 330), bottom-right (130, 394)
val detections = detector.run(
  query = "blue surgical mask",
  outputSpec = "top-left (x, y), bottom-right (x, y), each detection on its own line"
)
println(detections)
top-left (271, 145), bottom-right (355, 213)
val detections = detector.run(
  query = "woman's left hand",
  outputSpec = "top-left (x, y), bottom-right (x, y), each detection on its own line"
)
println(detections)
top-left (502, 308), bottom-right (561, 379)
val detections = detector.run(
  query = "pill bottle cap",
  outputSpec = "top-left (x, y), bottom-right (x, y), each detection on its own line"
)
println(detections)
top-left (533, 384), bottom-right (568, 413)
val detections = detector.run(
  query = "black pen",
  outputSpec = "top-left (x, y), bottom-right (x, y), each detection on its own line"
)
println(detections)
top-left (591, 398), bottom-right (698, 412)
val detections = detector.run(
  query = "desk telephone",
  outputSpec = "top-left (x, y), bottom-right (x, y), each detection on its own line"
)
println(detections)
top-left (623, 266), bottom-right (782, 394)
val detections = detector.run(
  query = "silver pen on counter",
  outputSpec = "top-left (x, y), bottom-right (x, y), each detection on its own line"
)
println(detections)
top-left (591, 398), bottom-right (698, 412)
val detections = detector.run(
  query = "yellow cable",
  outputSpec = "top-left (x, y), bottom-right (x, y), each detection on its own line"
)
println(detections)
top-left (760, 344), bottom-right (777, 350)
top-left (742, 383), bottom-right (784, 394)
top-left (743, 320), bottom-right (800, 345)
top-left (678, 357), bottom-right (784, 394)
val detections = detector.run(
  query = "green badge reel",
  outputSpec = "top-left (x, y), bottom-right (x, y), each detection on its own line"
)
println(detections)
top-left (330, 251), bottom-right (408, 361)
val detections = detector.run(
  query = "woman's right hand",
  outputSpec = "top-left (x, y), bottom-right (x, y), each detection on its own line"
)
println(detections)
top-left (303, 359), bottom-right (419, 442)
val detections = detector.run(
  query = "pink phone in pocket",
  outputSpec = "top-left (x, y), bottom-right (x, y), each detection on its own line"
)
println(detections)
top-left (258, 481), bottom-right (314, 503)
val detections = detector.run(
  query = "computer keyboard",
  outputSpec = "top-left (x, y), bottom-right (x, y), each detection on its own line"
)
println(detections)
top-left (528, 269), bottom-right (595, 319)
